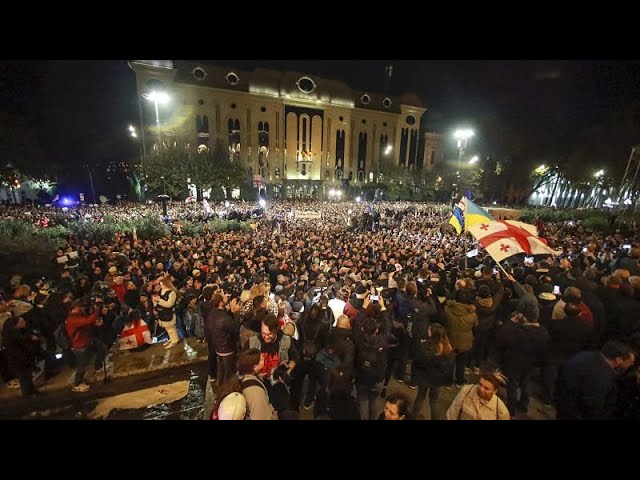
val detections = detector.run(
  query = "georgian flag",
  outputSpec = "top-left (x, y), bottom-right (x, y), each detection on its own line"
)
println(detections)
top-left (467, 220), bottom-right (559, 263)
top-left (118, 320), bottom-right (152, 350)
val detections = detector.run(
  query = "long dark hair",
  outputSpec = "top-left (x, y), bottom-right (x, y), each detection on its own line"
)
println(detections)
top-left (427, 323), bottom-right (453, 355)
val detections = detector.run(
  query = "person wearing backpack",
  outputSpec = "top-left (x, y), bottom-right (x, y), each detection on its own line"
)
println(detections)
top-left (411, 322), bottom-right (454, 420)
top-left (293, 304), bottom-right (329, 411)
top-left (212, 348), bottom-right (276, 420)
top-left (352, 294), bottom-right (394, 420)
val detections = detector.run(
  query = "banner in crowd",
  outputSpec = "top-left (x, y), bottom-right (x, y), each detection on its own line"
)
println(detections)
top-left (294, 211), bottom-right (322, 220)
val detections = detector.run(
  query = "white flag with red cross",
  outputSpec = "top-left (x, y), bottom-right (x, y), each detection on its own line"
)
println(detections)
top-left (118, 319), bottom-right (152, 350)
top-left (467, 220), bottom-right (558, 263)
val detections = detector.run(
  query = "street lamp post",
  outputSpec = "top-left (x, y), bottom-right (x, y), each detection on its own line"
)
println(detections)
top-left (454, 128), bottom-right (474, 197)
top-left (129, 125), bottom-right (145, 201)
top-left (158, 176), bottom-right (169, 216)
top-left (142, 91), bottom-right (170, 151)
top-left (85, 164), bottom-right (97, 205)
top-left (454, 128), bottom-right (474, 173)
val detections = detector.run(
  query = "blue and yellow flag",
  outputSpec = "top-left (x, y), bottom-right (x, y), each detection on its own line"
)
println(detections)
top-left (449, 206), bottom-right (464, 234)
top-left (461, 197), bottom-right (494, 229)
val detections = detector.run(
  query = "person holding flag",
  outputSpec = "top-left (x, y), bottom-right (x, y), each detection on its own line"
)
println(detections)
top-left (449, 197), bottom-right (494, 235)
top-left (461, 197), bottom-right (494, 230)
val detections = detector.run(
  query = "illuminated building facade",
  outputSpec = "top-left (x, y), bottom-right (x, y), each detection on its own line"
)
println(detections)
top-left (130, 60), bottom-right (429, 199)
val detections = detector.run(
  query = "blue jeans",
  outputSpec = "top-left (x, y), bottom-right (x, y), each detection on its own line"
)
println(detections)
top-left (72, 341), bottom-right (107, 386)
top-left (413, 384), bottom-right (441, 419)
top-left (357, 381), bottom-right (384, 420)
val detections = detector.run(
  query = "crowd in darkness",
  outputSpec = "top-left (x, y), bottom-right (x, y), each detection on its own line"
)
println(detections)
top-left (1, 200), bottom-right (640, 420)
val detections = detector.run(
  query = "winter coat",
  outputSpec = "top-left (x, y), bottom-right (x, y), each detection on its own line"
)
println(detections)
top-left (491, 322), bottom-right (550, 376)
top-left (444, 301), bottom-right (478, 353)
top-left (475, 284), bottom-right (504, 332)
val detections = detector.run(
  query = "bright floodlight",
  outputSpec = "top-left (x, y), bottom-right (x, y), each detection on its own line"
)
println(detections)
top-left (336, 191), bottom-right (342, 197)
top-left (130, 131), bottom-right (137, 138)
top-left (258, 198), bottom-right (266, 207)
top-left (355, 196), bottom-right (361, 202)
top-left (329, 189), bottom-right (336, 197)
top-left (128, 125), bottom-right (135, 132)
top-left (144, 91), bottom-right (170, 104)
top-left (469, 156), bottom-right (479, 165)
top-left (594, 169), bottom-right (605, 178)
top-left (454, 129), bottom-right (474, 140)
top-left (384, 145), bottom-right (393, 155)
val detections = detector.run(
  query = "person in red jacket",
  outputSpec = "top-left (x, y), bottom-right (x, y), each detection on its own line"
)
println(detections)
top-left (66, 300), bottom-right (107, 392)
top-left (110, 276), bottom-right (127, 305)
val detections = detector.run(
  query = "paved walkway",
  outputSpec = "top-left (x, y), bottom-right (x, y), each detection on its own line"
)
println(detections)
top-left (0, 339), bottom-right (208, 413)
top-left (1, 342), bottom-right (555, 420)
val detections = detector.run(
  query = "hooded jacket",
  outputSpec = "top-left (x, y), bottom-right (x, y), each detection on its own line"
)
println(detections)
top-left (444, 301), bottom-right (478, 352)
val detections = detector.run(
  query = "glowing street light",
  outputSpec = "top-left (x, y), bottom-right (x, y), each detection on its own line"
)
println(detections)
top-left (384, 145), bottom-right (393, 156)
top-left (355, 196), bottom-right (362, 202)
top-left (469, 155), bottom-right (479, 165)
top-left (258, 198), bottom-right (267, 208)
top-left (142, 90), bottom-right (170, 149)
top-left (594, 169), bottom-right (605, 178)
top-left (454, 128), bottom-right (474, 181)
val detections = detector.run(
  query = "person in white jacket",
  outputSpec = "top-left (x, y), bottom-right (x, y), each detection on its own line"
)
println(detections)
top-left (153, 276), bottom-right (180, 349)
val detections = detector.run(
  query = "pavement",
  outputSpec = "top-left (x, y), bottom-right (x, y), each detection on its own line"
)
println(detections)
top-left (202, 369), bottom-right (556, 420)
top-left (0, 338), bottom-right (209, 419)
top-left (1, 341), bottom-right (556, 420)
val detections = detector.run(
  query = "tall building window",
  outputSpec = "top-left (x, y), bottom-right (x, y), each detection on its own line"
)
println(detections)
top-left (399, 128), bottom-right (409, 166)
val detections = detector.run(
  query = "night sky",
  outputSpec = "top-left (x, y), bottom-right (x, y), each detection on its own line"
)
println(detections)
top-left (2, 60), bottom-right (639, 188)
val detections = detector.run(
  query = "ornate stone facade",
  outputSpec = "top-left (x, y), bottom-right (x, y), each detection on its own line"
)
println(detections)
top-left (130, 60), bottom-right (427, 199)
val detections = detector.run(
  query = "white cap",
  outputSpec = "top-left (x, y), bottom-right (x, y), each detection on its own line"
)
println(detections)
top-left (217, 392), bottom-right (247, 420)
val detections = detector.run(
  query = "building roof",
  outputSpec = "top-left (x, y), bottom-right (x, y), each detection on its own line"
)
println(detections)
top-left (133, 60), bottom-right (424, 113)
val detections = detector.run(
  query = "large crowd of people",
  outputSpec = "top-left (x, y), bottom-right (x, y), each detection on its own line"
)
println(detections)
top-left (1, 199), bottom-right (639, 420)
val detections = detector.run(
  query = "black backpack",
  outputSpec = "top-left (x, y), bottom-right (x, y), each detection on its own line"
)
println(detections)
top-left (357, 342), bottom-right (381, 385)
top-left (302, 321), bottom-right (322, 361)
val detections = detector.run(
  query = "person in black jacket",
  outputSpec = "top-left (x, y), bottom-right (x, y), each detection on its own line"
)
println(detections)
top-left (207, 292), bottom-right (241, 386)
top-left (352, 294), bottom-right (395, 420)
top-left (293, 304), bottom-right (330, 410)
top-left (555, 340), bottom-right (635, 420)
top-left (411, 322), bottom-right (454, 420)
top-left (491, 311), bottom-right (550, 416)
top-left (2, 316), bottom-right (41, 397)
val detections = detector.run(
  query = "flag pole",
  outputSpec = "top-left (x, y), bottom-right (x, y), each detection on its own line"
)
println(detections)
top-left (494, 260), bottom-right (510, 278)
top-left (464, 233), bottom-right (468, 269)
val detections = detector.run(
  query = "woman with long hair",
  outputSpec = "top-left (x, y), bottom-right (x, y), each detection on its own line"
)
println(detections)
top-left (411, 322), bottom-right (455, 419)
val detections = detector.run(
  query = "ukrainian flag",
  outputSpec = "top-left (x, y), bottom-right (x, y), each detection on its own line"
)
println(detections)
top-left (461, 197), bottom-right (494, 229)
top-left (449, 206), bottom-right (464, 234)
